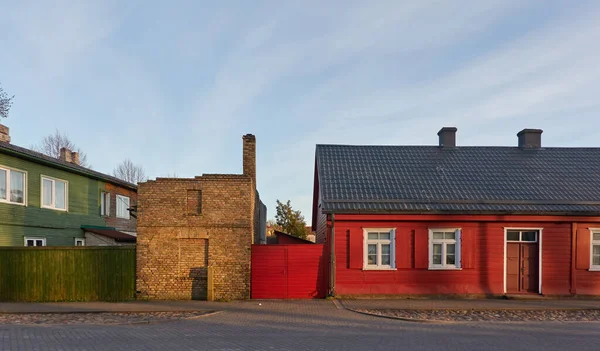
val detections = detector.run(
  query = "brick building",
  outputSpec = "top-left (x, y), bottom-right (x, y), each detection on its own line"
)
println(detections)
top-left (136, 134), bottom-right (266, 300)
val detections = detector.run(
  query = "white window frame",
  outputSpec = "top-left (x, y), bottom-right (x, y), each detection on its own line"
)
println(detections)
top-left (41, 175), bottom-right (68, 211)
top-left (116, 195), bottom-right (130, 219)
top-left (100, 192), bottom-right (111, 217)
top-left (0, 165), bottom-right (27, 206)
top-left (428, 228), bottom-right (461, 270)
top-left (363, 228), bottom-right (396, 270)
top-left (590, 229), bottom-right (600, 271)
top-left (75, 238), bottom-right (85, 246)
top-left (24, 237), bottom-right (46, 247)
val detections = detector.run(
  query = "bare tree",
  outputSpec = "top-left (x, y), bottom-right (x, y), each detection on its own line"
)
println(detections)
top-left (0, 83), bottom-right (14, 119)
top-left (33, 130), bottom-right (90, 167)
top-left (113, 159), bottom-right (147, 184)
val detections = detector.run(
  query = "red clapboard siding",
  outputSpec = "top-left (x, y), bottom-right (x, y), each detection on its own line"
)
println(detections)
top-left (251, 244), bottom-right (327, 299)
top-left (396, 228), bottom-right (412, 269)
top-left (414, 227), bottom-right (428, 269)
top-left (349, 229), bottom-right (363, 269)
top-left (576, 229), bottom-right (590, 270)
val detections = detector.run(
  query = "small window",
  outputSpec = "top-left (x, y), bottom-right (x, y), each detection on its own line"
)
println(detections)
top-left (41, 176), bottom-right (67, 210)
top-left (75, 238), bottom-right (85, 246)
top-left (0, 166), bottom-right (26, 205)
top-left (506, 230), bottom-right (538, 243)
top-left (591, 231), bottom-right (600, 270)
top-left (364, 229), bottom-right (396, 269)
top-left (116, 195), bottom-right (130, 219)
top-left (429, 229), bottom-right (461, 269)
top-left (100, 192), bottom-right (110, 216)
top-left (25, 237), bottom-right (46, 247)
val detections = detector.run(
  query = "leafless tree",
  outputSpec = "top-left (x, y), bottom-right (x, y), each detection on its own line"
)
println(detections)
top-left (0, 83), bottom-right (14, 119)
top-left (33, 130), bottom-right (90, 167)
top-left (113, 159), bottom-right (147, 184)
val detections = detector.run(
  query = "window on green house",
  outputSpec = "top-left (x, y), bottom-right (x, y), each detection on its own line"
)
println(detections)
top-left (25, 237), bottom-right (46, 246)
top-left (41, 176), bottom-right (68, 211)
top-left (100, 192), bottom-right (111, 216)
top-left (0, 166), bottom-right (26, 205)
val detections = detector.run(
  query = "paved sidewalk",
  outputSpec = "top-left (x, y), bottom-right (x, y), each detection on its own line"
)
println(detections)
top-left (340, 298), bottom-right (600, 310)
top-left (0, 300), bottom-right (236, 313)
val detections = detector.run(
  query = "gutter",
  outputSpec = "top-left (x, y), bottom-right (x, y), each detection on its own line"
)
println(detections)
top-left (329, 213), bottom-right (336, 297)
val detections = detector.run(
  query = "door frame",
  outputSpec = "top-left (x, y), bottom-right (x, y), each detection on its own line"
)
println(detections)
top-left (503, 227), bottom-right (543, 294)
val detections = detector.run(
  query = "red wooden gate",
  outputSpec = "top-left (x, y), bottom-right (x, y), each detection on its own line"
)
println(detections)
top-left (251, 244), bottom-right (328, 299)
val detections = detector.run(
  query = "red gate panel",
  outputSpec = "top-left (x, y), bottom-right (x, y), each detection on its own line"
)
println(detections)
top-left (251, 244), bottom-right (327, 299)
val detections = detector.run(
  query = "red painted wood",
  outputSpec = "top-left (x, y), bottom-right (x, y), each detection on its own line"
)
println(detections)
top-left (396, 229), bottom-right (412, 269)
top-left (333, 217), bottom-right (575, 296)
top-left (576, 228), bottom-right (590, 270)
top-left (251, 244), bottom-right (327, 299)
top-left (414, 228), bottom-right (428, 269)
top-left (461, 228), bottom-right (474, 269)
top-left (348, 229), bottom-right (363, 269)
top-left (334, 214), bottom-right (600, 223)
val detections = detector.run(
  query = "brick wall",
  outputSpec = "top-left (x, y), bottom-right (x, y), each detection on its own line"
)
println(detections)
top-left (136, 135), bottom-right (265, 300)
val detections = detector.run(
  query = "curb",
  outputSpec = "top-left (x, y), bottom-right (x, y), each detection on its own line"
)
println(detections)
top-left (345, 308), bottom-right (455, 324)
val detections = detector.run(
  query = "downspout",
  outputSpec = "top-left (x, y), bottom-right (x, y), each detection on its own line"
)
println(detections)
top-left (329, 213), bottom-right (336, 297)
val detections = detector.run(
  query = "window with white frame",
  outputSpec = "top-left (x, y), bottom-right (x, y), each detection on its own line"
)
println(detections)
top-left (591, 231), bottom-right (600, 270)
top-left (0, 166), bottom-right (26, 205)
top-left (364, 228), bottom-right (395, 269)
top-left (116, 195), bottom-right (130, 219)
top-left (75, 238), bottom-right (85, 246)
top-left (24, 237), bottom-right (46, 247)
top-left (429, 229), bottom-right (461, 269)
top-left (41, 176), bottom-right (67, 210)
top-left (100, 192), bottom-right (110, 216)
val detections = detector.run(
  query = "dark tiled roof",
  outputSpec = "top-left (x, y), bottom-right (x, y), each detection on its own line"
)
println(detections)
top-left (315, 145), bottom-right (600, 215)
top-left (84, 228), bottom-right (136, 243)
top-left (273, 230), bottom-right (314, 244)
top-left (0, 141), bottom-right (137, 190)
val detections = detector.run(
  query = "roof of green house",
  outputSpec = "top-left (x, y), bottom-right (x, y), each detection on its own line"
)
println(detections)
top-left (0, 141), bottom-right (137, 190)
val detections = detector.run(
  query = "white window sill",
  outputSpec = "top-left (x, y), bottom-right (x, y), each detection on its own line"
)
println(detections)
top-left (0, 201), bottom-right (26, 206)
top-left (363, 267), bottom-right (397, 271)
top-left (428, 267), bottom-right (462, 271)
top-left (589, 268), bottom-right (600, 272)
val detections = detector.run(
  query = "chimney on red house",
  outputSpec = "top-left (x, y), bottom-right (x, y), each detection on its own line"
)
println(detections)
top-left (438, 127), bottom-right (457, 148)
top-left (517, 129), bottom-right (543, 149)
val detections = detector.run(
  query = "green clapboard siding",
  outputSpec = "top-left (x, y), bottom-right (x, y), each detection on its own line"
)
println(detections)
top-left (0, 247), bottom-right (135, 302)
top-left (0, 153), bottom-right (108, 246)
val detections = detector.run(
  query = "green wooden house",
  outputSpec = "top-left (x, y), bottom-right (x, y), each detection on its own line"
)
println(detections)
top-left (0, 126), bottom-right (137, 247)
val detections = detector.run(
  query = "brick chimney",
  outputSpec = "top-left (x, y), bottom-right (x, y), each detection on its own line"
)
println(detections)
top-left (71, 151), bottom-right (80, 165)
top-left (242, 134), bottom-right (256, 185)
top-left (59, 147), bottom-right (73, 163)
top-left (0, 124), bottom-right (10, 143)
top-left (438, 127), bottom-right (457, 148)
top-left (517, 129), bottom-right (543, 149)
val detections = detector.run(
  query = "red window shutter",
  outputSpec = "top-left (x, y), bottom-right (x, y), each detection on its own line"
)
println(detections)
top-left (576, 229), bottom-right (591, 270)
top-left (461, 229), bottom-right (474, 269)
top-left (414, 228), bottom-right (428, 269)
top-left (396, 229), bottom-right (411, 269)
top-left (349, 229), bottom-right (363, 269)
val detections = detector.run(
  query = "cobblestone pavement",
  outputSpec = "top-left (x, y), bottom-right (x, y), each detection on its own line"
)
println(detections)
top-left (0, 311), bottom-right (214, 325)
top-left (1, 300), bottom-right (600, 350)
top-left (357, 309), bottom-right (600, 322)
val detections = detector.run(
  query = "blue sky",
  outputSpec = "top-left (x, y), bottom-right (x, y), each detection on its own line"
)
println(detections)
top-left (1, 0), bottom-right (600, 222)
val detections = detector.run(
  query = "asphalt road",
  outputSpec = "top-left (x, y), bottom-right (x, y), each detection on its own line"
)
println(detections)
top-left (1, 300), bottom-right (599, 350)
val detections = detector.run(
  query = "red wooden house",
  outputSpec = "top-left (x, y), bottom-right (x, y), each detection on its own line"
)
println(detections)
top-left (312, 128), bottom-right (600, 297)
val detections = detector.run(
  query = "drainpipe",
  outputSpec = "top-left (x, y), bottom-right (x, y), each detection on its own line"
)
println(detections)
top-left (329, 213), bottom-right (336, 297)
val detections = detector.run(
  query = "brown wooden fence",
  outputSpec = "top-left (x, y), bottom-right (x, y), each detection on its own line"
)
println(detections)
top-left (0, 246), bottom-right (136, 302)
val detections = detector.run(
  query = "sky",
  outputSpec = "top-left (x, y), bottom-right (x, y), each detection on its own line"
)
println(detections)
top-left (1, 0), bottom-right (600, 223)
